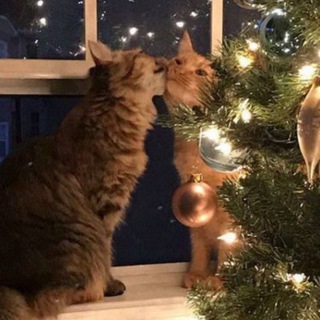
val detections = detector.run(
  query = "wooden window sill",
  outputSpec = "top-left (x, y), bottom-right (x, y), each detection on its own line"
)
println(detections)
top-left (59, 262), bottom-right (195, 320)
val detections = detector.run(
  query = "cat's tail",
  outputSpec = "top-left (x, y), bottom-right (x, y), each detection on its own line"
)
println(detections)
top-left (0, 286), bottom-right (71, 320)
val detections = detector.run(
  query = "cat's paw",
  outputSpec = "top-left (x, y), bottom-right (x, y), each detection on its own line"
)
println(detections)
top-left (182, 272), bottom-right (224, 291)
top-left (182, 272), bottom-right (206, 289)
top-left (203, 275), bottom-right (224, 291)
top-left (104, 279), bottom-right (126, 297)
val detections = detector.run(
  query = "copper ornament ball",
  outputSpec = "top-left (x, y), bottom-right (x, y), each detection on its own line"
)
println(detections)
top-left (172, 174), bottom-right (217, 228)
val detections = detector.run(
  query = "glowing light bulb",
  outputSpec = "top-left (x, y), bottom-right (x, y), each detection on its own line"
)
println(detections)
top-left (79, 45), bottom-right (86, 52)
top-left (190, 11), bottom-right (198, 17)
top-left (271, 8), bottom-right (286, 16)
top-left (37, 0), bottom-right (44, 6)
top-left (291, 273), bottom-right (306, 284)
top-left (284, 32), bottom-right (290, 43)
top-left (176, 21), bottom-right (185, 28)
top-left (147, 32), bottom-right (155, 38)
top-left (39, 17), bottom-right (47, 26)
top-left (237, 54), bottom-right (253, 68)
top-left (215, 141), bottom-right (232, 155)
top-left (129, 27), bottom-right (138, 36)
top-left (121, 36), bottom-right (127, 43)
top-left (218, 232), bottom-right (237, 244)
top-left (241, 109), bottom-right (252, 123)
top-left (201, 127), bottom-right (220, 142)
top-left (247, 39), bottom-right (260, 52)
top-left (239, 99), bottom-right (252, 123)
top-left (299, 65), bottom-right (316, 80)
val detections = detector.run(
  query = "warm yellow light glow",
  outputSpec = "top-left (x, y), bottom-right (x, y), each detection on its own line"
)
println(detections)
top-left (237, 54), bottom-right (253, 68)
top-left (299, 65), bottom-right (317, 81)
top-left (238, 99), bottom-right (252, 123)
top-left (271, 8), bottom-right (286, 16)
top-left (241, 109), bottom-right (252, 123)
top-left (39, 17), bottom-right (47, 26)
top-left (247, 39), bottom-right (260, 52)
top-left (215, 141), bottom-right (232, 155)
top-left (176, 21), bottom-right (185, 28)
top-left (218, 232), bottom-right (237, 244)
top-left (129, 27), bottom-right (139, 36)
top-left (201, 127), bottom-right (220, 142)
top-left (291, 273), bottom-right (306, 284)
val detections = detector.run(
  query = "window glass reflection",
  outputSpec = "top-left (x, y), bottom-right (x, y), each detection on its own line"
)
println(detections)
top-left (0, 1), bottom-right (85, 59)
top-left (223, 0), bottom-right (260, 37)
top-left (98, 0), bottom-right (211, 57)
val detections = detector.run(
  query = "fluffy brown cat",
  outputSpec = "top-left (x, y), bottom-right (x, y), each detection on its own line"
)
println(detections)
top-left (165, 32), bottom-right (238, 290)
top-left (0, 41), bottom-right (166, 319)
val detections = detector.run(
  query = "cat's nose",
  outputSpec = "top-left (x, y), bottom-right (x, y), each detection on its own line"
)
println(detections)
top-left (155, 57), bottom-right (168, 71)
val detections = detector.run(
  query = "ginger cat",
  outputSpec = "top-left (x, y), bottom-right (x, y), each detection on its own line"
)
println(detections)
top-left (0, 41), bottom-right (167, 320)
top-left (165, 32), bottom-right (238, 290)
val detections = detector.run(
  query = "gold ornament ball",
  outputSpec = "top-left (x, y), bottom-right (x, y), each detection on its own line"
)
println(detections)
top-left (172, 175), bottom-right (217, 228)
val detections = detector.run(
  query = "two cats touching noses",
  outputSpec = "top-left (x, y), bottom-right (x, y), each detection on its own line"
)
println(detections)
top-left (0, 31), bottom-right (238, 320)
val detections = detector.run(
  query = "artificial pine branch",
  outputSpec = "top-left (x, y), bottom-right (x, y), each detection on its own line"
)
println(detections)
top-left (159, 0), bottom-right (320, 318)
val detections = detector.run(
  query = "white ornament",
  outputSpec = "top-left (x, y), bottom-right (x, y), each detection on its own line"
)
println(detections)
top-left (297, 76), bottom-right (320, 183)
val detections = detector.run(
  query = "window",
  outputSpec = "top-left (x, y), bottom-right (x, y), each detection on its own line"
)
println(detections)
top-left (0, 0), bottom-right (97, 82)
top-left (223, 0), bottom-right (259, 36)
top-left (0, 1), bottom-right (85, 60)
top-left (0, 0), bottom-right (253, 266)
top-left (98, 0), bottom-right (213, 56)
top-left (0, 121), bottom-right (9, 162)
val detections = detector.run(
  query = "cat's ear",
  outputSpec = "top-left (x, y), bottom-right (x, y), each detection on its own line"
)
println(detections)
top-left (178, 31), bottom-right (194, 54)
top-left (88, 40), bottom-right (112, 65)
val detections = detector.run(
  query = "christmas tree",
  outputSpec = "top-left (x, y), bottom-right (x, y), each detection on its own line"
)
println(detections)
top-left (160, 0), bottom-right (320, 318)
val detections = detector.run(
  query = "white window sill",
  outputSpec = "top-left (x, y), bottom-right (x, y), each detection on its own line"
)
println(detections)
top-left (59, 262), bottom-right (195, 320)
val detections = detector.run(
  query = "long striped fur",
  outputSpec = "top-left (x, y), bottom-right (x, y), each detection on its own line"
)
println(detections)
top-left (0, 41), bottom-right (166, 319)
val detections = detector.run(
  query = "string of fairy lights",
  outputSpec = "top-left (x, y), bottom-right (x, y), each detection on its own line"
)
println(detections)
top-left (200, 5), bottom-right (317, 163)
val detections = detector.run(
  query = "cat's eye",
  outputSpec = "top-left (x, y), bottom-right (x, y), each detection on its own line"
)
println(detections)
top-left (175, 58), bottom-right (182, 65)
top-left (195, 69), bottom-right (208, 76)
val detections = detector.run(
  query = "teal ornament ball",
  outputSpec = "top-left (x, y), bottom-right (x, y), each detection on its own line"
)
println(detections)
top-left (259, 9), bottom-right (301, 56)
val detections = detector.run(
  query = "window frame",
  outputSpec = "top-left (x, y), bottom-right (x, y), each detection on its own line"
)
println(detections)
top-left (211, 0), bottom-right (223, 54)
top-left (0, 0), bottom-right (222, 95)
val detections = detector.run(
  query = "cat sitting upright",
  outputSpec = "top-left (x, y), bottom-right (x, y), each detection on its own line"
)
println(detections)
top-left (164, 31), bottom-right (238, 290)
top-left (0, 41), bottom-right (167, 320)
